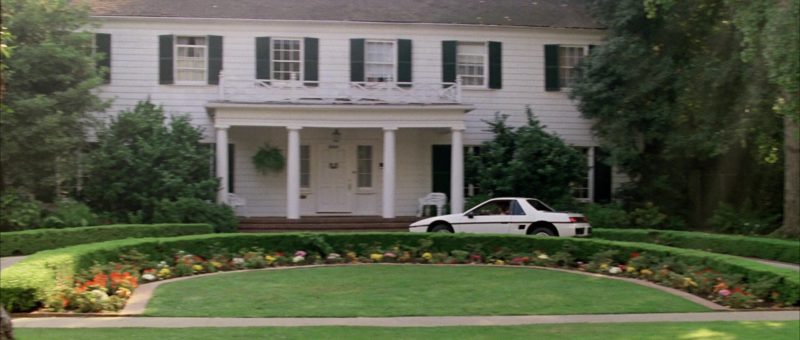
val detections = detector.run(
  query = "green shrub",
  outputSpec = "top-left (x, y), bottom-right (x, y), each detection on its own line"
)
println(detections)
top-left (0, 190), bottom-right (44, 231)
top-left (41, 199), bottom-right (98, 228)
top-left (591, 228), bottom-right (800, 264)
top-left (582, 203), bottom-right (630, 228)
top-left (0, 223), bottom-right (214, 256)
top-left (152, 198), bottom-right (238, 233)
top-left (2, 233), bottom-right (797, 312)
top-left (708, 202), bottom-right (781, 235)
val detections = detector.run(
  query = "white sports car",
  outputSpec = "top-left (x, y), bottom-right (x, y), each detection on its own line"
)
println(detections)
top-left (409, 197), bottom-right (591, 237)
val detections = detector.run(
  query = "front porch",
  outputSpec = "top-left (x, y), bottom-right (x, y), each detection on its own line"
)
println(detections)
top-left (208, 99), bottom-right (472, 219)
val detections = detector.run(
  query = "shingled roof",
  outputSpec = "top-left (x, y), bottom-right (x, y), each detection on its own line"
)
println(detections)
top-left (89, 0), bottom-right (602, 29)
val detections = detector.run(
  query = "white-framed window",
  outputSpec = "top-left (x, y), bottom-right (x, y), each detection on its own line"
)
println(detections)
top-left (272, 38), bottom-right (303, 81)
top-left (365, 40), bottom-right (395, 82)
top-left (457, 42), bottom-right (487, 87)
top-left (572, 147), bottom-right (594, 201)
top-left (559, 46), bottom-right (587, 88)
top-left (175, 36), bottom-right (207, 84)
top-left (300, 145), bottom-right (310, 189)
top-left (357, 145), bottom-right (373, 188)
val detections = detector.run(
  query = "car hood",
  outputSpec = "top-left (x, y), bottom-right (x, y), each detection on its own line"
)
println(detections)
top-left (409, 213), bottom-right (461, 227)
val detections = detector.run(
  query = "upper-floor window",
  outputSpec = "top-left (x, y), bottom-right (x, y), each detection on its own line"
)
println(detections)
top-left (175, 36), bottom-right (207, 84)
top-left (457, 42), bottom-right (486, 87)
top-left (545, 44), bottom-right (589, 91)
top-left (559, 46), bottom-right (587, 88)
top-left (272, 38), bottom-right (302, 81)
top-left (365, 40), bottom-right (395, 82)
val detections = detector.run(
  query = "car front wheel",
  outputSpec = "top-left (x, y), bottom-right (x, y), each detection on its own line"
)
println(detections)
top-left (430, 223), bottom-right (453, 233)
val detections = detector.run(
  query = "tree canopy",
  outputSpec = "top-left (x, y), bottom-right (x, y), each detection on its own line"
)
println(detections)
top-left (572, 0), bottom-right (795, 233)
top-left (0, 0), bottom-right (107, 200)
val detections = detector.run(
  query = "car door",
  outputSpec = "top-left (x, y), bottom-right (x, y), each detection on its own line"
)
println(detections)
top-left (454, 200), bottom-right (511, 234)
top-left (507, 200), bottom-right (533, 235)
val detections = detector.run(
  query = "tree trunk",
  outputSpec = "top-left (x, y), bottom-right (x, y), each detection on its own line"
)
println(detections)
top-left (778, 115), bottom-right (799, 237)
top-left (0, 306), bottom-right (13, 340)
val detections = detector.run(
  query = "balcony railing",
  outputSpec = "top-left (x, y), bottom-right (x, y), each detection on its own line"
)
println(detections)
top-left (218, 73), bottom-right (462, 104)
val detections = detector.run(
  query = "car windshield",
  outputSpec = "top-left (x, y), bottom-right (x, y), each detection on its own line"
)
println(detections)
top-left (527, 199), bottom-right (554, 212)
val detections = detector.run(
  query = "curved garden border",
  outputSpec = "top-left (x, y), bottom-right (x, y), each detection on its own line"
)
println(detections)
top-left (1, 232), bottom-right (798, 312)
top-left (119, 264), bottom-right (727, 315)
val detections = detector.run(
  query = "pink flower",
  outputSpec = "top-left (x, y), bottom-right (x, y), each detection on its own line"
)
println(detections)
top-left (294, 250), bottom-right (307, 257)
top-left (719, 289), bottom-right (731, 297)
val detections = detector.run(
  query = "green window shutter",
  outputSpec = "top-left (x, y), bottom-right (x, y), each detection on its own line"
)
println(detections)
top-left (545, 44), bottom-right (560, 91)
top-left (228, 144), bottom-right (235, 193)
top-left (350, 39), bottom-right (365, 82)
top-left (95, 33), bottom-right (111, 83)
top-left (159, 34), bottom-right (174, 84)
top-left (593, 148), bottom-right (612, 203)
top-left (397, 39), bottom-right (412, 87)
top-left (207, 35), bottom-right (223, 85)
top-left (304, 37), bottom-right (319, 86)
top-left (442, 41), bottom-right (457, 86)
top-left (488, 41), bottom-right (502, 89)
top-left (255, 37), bottom-right (271, 80)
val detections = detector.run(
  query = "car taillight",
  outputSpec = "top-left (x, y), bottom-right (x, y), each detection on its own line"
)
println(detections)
top-left (569, 216), bottom-right (587, 223)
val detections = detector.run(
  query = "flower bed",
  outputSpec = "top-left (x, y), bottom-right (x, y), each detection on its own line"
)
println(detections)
top-left (591, 228), bottom-right (800, 264)
top-left (1, 233), bottom-right (797, 312)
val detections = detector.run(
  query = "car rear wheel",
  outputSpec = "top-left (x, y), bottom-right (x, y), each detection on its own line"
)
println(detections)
top-left (430, 223), bottom-right (453, 233)
top-left (530, 227), bottom-right (554, 237)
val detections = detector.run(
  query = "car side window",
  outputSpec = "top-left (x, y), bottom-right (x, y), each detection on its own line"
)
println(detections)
top-left (473, 200), bottom-right (512, 215)
top-left (509, 201), bottom-right (525, 215)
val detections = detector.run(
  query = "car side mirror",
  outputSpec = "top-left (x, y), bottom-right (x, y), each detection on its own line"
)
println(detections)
top-left (466, 212), bottom-right (474, 219)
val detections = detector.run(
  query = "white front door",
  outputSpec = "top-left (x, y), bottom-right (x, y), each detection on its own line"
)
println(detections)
top-left (317, 145), bottom-right (351, 212)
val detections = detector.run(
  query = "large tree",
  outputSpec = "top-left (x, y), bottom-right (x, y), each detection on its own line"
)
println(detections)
top-left (0, 0), bottom-right (107, 200)
top-left (572, 0), bottom-right (785, 231)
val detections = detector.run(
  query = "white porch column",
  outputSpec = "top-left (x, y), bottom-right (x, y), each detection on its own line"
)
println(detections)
top-left (215, 126), bottom-right (229, 205)
top-left (286, 126), bottom-right (302, 219)
top-left (382, 128), bottom-right (397, 218)
top-left (450, 128), bottom-right (465, 214)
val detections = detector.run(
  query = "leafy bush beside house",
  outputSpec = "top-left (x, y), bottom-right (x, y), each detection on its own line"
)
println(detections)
top-left (2, 233), bottom-right (797, 312)
top-left (82, 101), bottom-right (220, 224)
top-left (0, 223), bottom-right (214, 256)
top-left (592, 228), bottom-right (800, 264)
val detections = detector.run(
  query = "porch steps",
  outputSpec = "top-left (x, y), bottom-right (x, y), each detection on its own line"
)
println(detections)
top-left (237, 216), bottom-right (419, 233)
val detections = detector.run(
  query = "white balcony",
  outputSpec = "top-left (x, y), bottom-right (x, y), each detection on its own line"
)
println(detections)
top-left (218, 74), bottom-right (462, 105)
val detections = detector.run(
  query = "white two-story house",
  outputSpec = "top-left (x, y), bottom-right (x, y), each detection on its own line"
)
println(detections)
top-left (89, 0), bottom-right (611, 219)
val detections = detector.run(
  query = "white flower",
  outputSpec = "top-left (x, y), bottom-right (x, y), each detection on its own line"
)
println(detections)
top-left (608, 267), bottom-right (622, 274)
top-left (537, 254), bottom-right (550, 260)
top-left (232, 257), bottom-right (245, 265)
top-left (141, 274), bottom-right (156, 281)
top-left (292, 256), bottom-right (305, 263)
top-left (157, 261), bottom-right (168, 268)
top-left (91, 290), bottom-right (109, 301)
top-left (326, 253), bottom-right (341, 260)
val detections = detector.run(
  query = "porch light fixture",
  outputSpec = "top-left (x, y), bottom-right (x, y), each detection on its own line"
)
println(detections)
top-left (332, 129), bottom-right (341, 143)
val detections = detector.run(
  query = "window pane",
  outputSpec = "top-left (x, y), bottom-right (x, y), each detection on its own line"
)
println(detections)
top-left (365, 41), bottom-right (394, 82)
top-left (559, 46), bottom-right (586, 87)
top-left (357, 145), bottom-right (372, 188)
top-left (175, 37), bottom-right (207, 82)
top-left (457, 42), bottom-right (486, 86)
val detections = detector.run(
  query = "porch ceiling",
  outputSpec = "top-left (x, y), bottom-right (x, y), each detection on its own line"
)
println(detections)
top-left (206, 102), bottom-right (473, 129)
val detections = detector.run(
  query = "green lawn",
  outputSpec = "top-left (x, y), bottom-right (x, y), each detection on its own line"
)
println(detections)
top-left (145, 265), bottom-right (709, 317)
top-left (14, 321), bottom-right (800, 340)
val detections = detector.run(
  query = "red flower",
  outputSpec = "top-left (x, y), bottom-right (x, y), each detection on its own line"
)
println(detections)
top-left (630, 252), bottom-right (640, 259)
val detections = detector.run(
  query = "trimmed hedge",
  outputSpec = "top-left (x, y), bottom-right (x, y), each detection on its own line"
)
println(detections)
top-left (1, 232), bottom-right (798, 312)
top-left (0, 224), bottom-right (215, 257)
top-left (591, 228), bottom-right (800, 264)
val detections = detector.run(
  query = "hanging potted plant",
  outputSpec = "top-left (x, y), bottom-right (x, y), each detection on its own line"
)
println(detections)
top-left (251, 143), bottom-right (285, 174)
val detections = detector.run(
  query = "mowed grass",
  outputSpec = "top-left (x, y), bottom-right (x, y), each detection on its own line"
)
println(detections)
top-left (14, 321), bottom-right (800, 340)
top-left (144, 265), bottom-right (709, 317)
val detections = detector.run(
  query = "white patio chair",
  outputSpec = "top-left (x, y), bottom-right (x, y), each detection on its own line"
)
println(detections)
top-left (228, 193), bottom-right (247, 216)
top-left (417, 192), bottom-right (447, 217)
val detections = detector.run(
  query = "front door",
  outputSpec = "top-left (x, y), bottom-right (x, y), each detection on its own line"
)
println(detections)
top-left (317, 145), bottom-right (351, 212)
